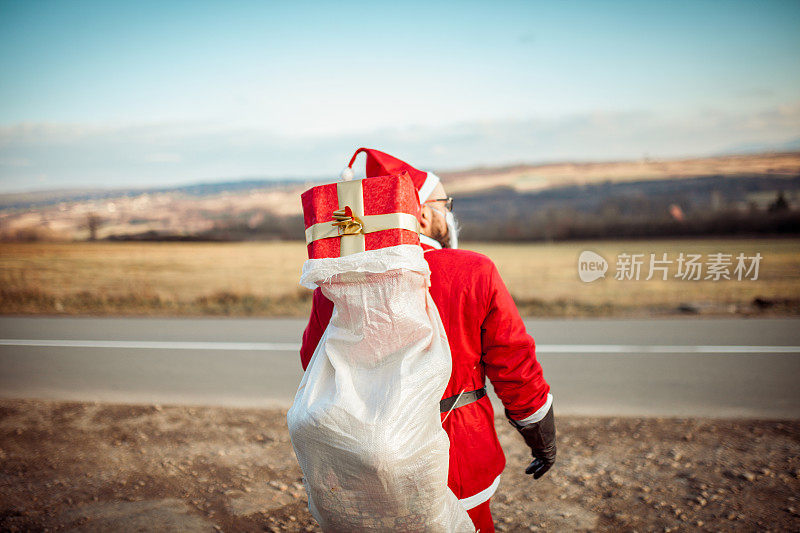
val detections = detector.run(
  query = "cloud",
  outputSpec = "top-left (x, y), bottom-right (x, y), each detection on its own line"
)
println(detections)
top-left (1, 103), bottom-right (799, 193)
top-left (734, 87), bottom-right (776, 99)
top-left (144, 152), bottom-right (183, 164)
top-left (0, 157), bottom-right (31, 167)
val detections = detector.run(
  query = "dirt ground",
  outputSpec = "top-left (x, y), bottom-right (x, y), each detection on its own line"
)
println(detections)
top-left (0, 399), bottom-right (798, 532)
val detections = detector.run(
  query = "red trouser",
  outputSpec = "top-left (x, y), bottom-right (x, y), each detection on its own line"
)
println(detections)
top-left (466, 500), bottom-right (494, 533)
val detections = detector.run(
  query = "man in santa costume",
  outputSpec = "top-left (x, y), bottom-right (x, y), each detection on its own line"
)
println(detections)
top-left (299, 148), bottom-right (556, 532)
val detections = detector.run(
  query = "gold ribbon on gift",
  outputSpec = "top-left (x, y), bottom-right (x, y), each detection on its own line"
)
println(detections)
top-left (304, 179), bottom-right (420, 256)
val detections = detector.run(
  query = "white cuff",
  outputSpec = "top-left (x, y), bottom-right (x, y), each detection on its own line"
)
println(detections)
top-left (457, 474), bottom-right (501, 510)
top-left (513, 393), bottom-right (553, 426)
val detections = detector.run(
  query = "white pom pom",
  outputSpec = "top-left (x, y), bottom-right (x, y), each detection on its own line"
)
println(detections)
top-left (340, 166), bottom-right (355, 181)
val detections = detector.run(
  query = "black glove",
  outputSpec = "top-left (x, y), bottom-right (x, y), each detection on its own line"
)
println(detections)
top-left (507, 403), bottom-right (556, 479)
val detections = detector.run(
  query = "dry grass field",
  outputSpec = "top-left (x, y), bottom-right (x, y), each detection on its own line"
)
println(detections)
top-left (470, 238), bottom-right (800, 315)
top-left (0, 241), bottom-right (311, 316)
top-left (1, 238), bottom-right (798, 317)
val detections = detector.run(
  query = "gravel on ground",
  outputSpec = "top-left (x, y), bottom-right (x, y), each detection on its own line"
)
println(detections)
top-left (1, 399), bottom-right (798, 532)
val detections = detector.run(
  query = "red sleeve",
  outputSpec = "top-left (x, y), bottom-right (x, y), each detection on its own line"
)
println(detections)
top-left (300, 287), bottom-right (334, 370)
top-left (480, 260), bottom-right (550, 420)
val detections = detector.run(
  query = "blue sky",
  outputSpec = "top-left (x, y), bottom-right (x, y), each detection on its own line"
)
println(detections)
top-left (1, 0), bottom-right (799, 192)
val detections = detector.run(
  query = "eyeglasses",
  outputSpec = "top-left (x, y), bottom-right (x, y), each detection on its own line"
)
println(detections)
top-left (425, 197), bottom-right (454, 212)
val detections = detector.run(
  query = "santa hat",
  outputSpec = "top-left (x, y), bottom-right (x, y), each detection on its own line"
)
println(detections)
top-left (341, 147), bottom-right (440, 202)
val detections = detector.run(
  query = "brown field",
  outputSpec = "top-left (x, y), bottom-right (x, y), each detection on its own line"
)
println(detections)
top-left (470, 238), bottom-right (800, 315)
top-left (1, 238), bottom-right (799, 317)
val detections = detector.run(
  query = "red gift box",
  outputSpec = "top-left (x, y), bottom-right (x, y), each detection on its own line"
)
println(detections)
top-left (301, 172), bottom-right (422, 259)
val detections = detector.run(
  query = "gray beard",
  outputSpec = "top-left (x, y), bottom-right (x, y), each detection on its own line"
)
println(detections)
top-left (432, 225), bottom-right (449, 248)
top-left (432, 212), bottom-right (459, 249)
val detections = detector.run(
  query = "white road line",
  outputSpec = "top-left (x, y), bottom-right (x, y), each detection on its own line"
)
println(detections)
top-left (537, 345), bottom-right (800, 354)
top-left (0, 339), bottom-right (799, 354)
top-left (0, 339), bottom-right (301, 351)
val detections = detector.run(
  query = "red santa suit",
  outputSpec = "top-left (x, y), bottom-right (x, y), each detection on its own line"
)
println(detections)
top-left (299, 148), bottom-right (552, 532)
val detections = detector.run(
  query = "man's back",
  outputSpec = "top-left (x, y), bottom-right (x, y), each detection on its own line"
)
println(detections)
top-left (423, 246), bottom-right (549, 411)
top-left (300, 244), bottom-right (550, 505)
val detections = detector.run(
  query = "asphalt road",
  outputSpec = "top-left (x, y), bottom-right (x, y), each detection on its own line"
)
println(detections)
top-left (1, 316), bottom-right (798, 418)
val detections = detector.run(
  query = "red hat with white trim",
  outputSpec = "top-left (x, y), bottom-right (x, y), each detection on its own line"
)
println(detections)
top-left (341, 147), bottom-right (440, 202)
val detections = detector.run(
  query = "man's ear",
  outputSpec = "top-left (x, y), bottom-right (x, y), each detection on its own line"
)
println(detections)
top-left (419, 204), bottom-right (433, 235)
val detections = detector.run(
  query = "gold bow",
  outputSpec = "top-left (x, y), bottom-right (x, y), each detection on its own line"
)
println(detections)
top-left (331, 206), bottom-right (364, 235)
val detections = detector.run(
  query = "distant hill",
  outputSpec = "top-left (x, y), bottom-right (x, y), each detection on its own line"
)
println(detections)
top-left (439, 151), bottom-right (800, 194)
top-left (0, 177), bottom-right (312, 211)
top-left (456, 174), bottom-right (800, 241)
top-left (1, 151), bottom-right (798, 242)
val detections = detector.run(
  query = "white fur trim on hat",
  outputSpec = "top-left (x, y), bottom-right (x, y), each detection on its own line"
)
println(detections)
top-left (418, 171), bottom-right (440, 202)
top-left (419, 234), bottom-right (442, 249)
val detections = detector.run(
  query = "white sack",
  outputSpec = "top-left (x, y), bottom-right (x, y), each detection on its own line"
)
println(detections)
top-left (288, 244), bottom-right (474, 532)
